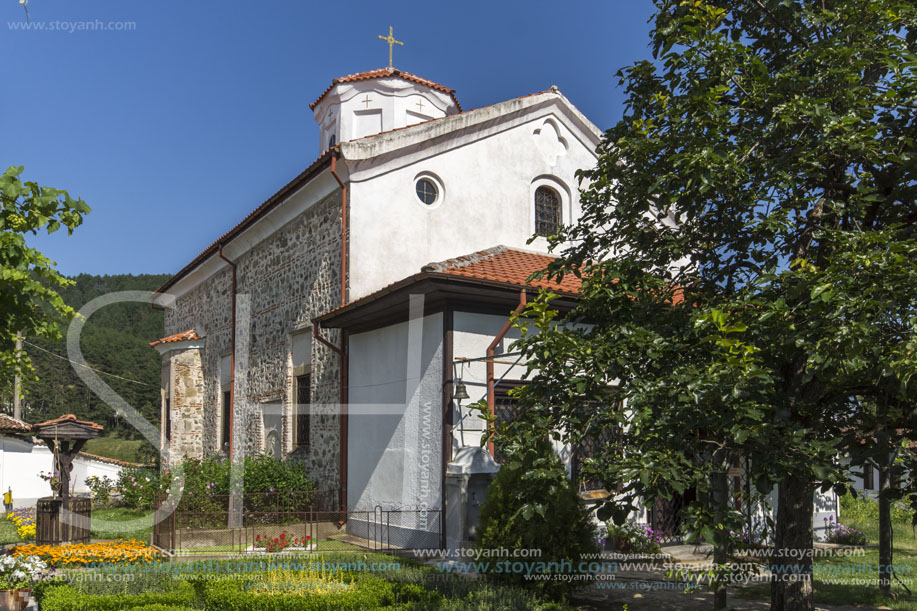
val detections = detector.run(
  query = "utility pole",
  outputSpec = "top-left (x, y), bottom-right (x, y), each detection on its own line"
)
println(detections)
top-left (12, 334), bottom-right (22, 420)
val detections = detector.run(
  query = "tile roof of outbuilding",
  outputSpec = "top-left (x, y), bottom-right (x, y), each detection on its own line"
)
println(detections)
top-left (0, 413), bottom-right (33, 434)
top-left (149, 329), bottom-right (200, 347)
top-left (316, 246), bottom-right (580, 323)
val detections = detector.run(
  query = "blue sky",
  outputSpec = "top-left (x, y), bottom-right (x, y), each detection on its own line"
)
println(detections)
top-left (2, 0), bottom-right (656, 276)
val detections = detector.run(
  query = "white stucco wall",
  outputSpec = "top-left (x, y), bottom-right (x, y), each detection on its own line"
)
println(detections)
top-left (451, 311), bottom-right (527, 449)
top-left (0, 437), bottom-right (124, 509)
top-left (347, 100), bottom-right (600, 299)
top-left (347, 312), bottom-right (443, 515)
top-left (0, 437), bottom-right (55, 508)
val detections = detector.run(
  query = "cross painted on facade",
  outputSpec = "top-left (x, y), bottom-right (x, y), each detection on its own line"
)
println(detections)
top-left (362, 95), bottom-right (372, 108)
top-left (415, 99), bottom-right (425, 112)
top-left (377, 26), bottom-right (403, 70)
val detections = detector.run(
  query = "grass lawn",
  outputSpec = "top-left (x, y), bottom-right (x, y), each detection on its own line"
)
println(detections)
top-left (82, 435), bottom-right (152, 463)
top-left (91, 506), bottom-right (154, 542)
top-left (0, 515), bottom-right (20, 545)
top-left (735, 495), bottom-right (917, 610)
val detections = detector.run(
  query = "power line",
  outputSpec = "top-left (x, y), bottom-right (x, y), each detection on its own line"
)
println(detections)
top-left (21, 340), bottom-right (159, 388)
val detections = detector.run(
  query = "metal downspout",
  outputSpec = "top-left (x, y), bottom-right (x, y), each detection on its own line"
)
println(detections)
top-left (328, 152), bottom-right (349, 511)
top-left (486, 290), bottom-right (527, 457)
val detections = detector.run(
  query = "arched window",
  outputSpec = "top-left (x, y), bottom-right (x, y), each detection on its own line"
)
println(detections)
top-left (534, 186), bottom-right (561, 236)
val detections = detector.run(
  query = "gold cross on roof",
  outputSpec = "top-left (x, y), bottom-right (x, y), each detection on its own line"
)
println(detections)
top-left (377, 26), bottom-right (403, 70)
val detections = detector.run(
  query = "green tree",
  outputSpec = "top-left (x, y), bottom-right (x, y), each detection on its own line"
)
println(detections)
top-left (504, 2), bottom-right (917, 610)
top-left (0, 166), bottom-right (90, 398)
top-left (477, 438), bottom-right (597, 600)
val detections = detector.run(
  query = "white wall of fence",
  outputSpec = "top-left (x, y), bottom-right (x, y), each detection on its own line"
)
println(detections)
top-left (0, 435), bottom-right (124, 509)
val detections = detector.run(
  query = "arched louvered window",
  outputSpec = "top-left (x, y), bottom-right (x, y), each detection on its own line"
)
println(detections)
top-left (534, 186), bottom-right (561, 236)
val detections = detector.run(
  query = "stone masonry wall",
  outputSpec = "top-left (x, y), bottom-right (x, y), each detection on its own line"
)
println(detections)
top-left (169, 348), bottom-right (205, 463)
top-left (162, 188), bottom-right (344, 491)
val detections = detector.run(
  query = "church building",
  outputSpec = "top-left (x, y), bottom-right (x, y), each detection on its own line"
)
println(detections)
top-left (151, 65), bottom-right (602, 547)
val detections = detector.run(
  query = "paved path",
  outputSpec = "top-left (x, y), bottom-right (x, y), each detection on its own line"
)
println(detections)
top-left (573, 588), bottom-right (888, 611)
top-left (571, 543), bottom-right (887, 611)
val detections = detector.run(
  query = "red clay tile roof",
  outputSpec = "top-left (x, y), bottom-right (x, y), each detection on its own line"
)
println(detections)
top-left (315, 245), bottom-right (577, 323)
top-left (33, 414), bottom-right (104, 431)
top-left (0, 413), bottom-right (32, 434)
top-left (149, 329), bottom-right (200, 347)
top-left (77, 450), bottom-right (145, 468)
top-left (422, 246), bottom-right (581, 294)
top-left (309, 68), bottom-right (462, 112)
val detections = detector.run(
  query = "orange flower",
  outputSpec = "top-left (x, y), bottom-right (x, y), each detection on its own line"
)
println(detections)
top-left (11, 539), bottom-right (162, 566)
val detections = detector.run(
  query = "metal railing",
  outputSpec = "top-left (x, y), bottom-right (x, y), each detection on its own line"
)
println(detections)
top-left (153, 492), bottom-right (441, 554)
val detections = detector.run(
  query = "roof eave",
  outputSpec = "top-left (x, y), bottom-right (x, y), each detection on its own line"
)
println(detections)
top-left (315, 271), bottom-right (579, 331)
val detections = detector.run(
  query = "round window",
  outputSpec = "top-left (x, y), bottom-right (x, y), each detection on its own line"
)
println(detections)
top-left (415, 178), bottom-right (438, 206)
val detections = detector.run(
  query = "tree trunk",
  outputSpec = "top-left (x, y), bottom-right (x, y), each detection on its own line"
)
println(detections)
top-left (770, 474), bottom-right (814, 611)
top-left (878, 452), bottom-right (892, 598)
top-left (713, 469), bottom-right (728, 611)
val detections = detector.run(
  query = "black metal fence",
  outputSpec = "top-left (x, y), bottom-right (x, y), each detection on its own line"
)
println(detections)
top-left (153, 490), bottom-right (441, 554)
top-left (649, 494), bottom-right (688, 545)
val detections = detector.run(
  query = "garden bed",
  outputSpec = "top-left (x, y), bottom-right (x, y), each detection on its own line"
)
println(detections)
top-left (31, 553), bottom-right (571, 611)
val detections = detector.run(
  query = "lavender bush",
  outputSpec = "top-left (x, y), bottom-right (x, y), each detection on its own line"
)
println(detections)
top-left (729, 528), bottom-right (766, 548)
top-left (822, 515), bottom-right (868, 546)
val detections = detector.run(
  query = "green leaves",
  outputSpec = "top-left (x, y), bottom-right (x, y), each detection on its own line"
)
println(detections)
top-left (810, 283), bottom-right (833, 302)
top-left (0, 165), bottom-right (91, 398)
top-left (497, 6), bottom-right (916, 602)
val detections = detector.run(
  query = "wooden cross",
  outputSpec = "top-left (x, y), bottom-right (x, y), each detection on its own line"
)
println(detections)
top-left (377, 26), bottom-right (403, 70)
top-left (415, 99), bottom-right (425, 112)
top-left (362, 95), bottom-right (372, 108)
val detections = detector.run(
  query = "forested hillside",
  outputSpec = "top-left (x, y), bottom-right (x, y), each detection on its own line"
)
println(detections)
top-left (8, 274), bottom-right (170, 460)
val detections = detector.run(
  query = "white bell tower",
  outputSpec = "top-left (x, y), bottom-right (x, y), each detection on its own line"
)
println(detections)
top-left (310, 68), bottom-right (462, 151)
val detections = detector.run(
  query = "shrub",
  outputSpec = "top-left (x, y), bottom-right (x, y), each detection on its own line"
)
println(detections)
top-left (85, 475), bottom-right (116, 505)
top-left (118, 466), bottom-right (166, 510)
top-left (118, 454), bottom-right (315, 514)
top-left (39, 583), bottom-right (196, 611)
top-left (605, 521), bottom-right (662, 554)
top-left (201, 574), bottom-right (425, 611)
top-left (822, 515), bottom-right (868, 546)
top-left (477, 439), bottom-right (598, 599)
